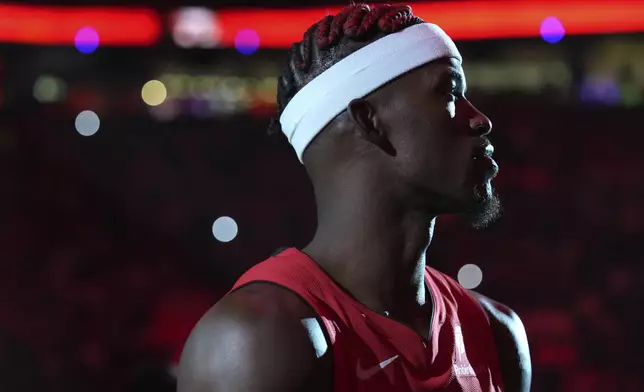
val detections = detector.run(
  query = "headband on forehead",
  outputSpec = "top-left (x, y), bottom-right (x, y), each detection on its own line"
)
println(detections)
top-left (280, 22), bottom-right (462, 164)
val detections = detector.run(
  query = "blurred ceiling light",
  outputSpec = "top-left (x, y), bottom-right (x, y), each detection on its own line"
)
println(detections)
top-left (149, 99), bottom-right (179, 122)
top-left (142, 80), bottom-right (167, 106)
top-left (75, 27), bottom-right (100, 54)
top-left (189, 99), bottom-right (212, 118)
top-left (0, 4), bottom-right (161, 46)
top-left (75, 110), bottom-right (100, 136)
top-left (214, 0), bottom-right (644, 47)
top-left (540, 17), bottom-right (565, 44)
top-left (234, 29), bottom-right (260, 55)
top-left (172, 7), bottom-right (221, 48)
top-left (0, 2), bottom-right (643, 47)
top-left (579, 77), bottom-right (621, 105)
top-left (33, 75), bottom-right (66, 103)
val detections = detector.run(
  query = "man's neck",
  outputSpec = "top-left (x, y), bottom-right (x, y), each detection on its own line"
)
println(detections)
top-left (302, 198), bottom-right (437, 315)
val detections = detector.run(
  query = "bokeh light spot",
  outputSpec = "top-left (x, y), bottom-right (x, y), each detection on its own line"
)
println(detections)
top-left (212, 216), bottom-right (238, 243)
top-left (234, 29), bottom-right (260, 55)
top-left (172, 7), bottom-right (221, 48)
top-left (75, 110), bottom-right (101, 136)
top-left (540, 17), bottom-right (565, 44)
top-left (457, 264), bottom-right (483, 289)
top-left (33, 75), bottom-right (66, 103)
top-left (149, 99), bottom-right (179, 122)
top-left (580, 77), bottom-right (621, 105)
top-left (75, 27), bottom-right (100, 54)
top-left (142, 80), bottom-right (168, 106)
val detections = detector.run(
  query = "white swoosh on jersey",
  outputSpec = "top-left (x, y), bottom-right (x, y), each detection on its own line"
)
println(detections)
top-left (356, 355), bottom-right (400, 381)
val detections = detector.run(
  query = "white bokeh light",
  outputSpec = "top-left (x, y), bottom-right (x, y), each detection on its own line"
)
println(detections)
top-left (212, 216), bottom-right (238, 243)
top-left (457, 264), bottom-right (483, 289)
top-left (172, 7), bottom-right (221, 48)
top-left (75, 110), bottom-right (100, 136)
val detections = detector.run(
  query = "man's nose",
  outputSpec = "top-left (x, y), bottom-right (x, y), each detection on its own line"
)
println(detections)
top-left (468, 104), bottom-right (492, 136)
top-left (470, 113), bottom-right (492, 136)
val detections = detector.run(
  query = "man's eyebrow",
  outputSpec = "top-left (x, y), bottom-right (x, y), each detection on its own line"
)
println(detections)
top-left (437, 68), bottom-right (467, 94)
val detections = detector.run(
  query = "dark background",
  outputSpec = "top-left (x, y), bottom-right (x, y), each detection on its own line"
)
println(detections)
top-left (1, 1), bottom-right (643, 391)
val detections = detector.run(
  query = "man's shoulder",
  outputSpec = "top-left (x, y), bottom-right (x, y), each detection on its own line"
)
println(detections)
top-left (177, 283), bottom-right (330, 392)
top-left (469, 291), bottom-right (525, 325)
top-left (181, 282), bottom-right (323, 360)
top-left (469, 291), bottom-right (532, 392)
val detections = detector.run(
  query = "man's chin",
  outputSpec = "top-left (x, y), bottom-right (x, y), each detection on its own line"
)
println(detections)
top-left (426, 181), bottom-right (502, 227)
top-left (464, 183), bottom-right (502, 229)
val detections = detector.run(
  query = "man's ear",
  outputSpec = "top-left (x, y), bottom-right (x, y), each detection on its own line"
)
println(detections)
top-left (347, 98), bottom-right (396, 157)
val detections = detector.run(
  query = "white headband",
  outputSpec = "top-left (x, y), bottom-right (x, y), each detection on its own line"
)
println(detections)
top-left (280, 22), bottom-right (462, 163)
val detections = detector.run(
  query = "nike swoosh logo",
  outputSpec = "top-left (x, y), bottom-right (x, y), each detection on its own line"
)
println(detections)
top-left (356, 355), bottom-right (400, 381)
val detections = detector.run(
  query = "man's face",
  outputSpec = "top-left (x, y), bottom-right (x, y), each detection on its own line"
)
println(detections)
top-left (374, 58), bottom-right (501, 227)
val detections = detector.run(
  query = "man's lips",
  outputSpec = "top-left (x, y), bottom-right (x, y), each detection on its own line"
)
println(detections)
top-left (472, 144), bottom-right (498, 178)
top-left (473, 143), bottom-right (494, 158)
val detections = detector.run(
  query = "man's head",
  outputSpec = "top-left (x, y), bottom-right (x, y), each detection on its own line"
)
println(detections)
top-left (269, 3), bottom-right (501, 228)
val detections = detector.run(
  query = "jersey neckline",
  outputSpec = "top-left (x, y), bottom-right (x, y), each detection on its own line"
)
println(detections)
top-left (283, 247), bottom-right (440, 345)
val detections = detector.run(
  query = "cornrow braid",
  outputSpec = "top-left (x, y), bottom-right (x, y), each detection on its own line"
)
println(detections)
top-left (355, 5), bottom-right (391, 38)
top-left (293, 24), bottom-right (317, 71)
top-left (343, 4), bottom-right (371, 38)
top-left (267, 3), bottom-right (426, 137)
top-left (379, 5), bottom-right (419, 32)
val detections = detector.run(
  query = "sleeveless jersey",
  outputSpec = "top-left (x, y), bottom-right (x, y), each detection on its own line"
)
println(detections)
top-left (232, 248), bottom-right (505, 392)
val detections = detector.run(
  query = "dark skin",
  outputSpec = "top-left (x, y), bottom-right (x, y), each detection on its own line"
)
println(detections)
top-left (178, 58), bottom-right (531, 391)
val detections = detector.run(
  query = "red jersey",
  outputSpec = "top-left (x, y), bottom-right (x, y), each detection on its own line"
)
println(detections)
top-left (232, 248), bottom-right (505, 392)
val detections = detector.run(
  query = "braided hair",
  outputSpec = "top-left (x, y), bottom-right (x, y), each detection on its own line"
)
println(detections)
top-left (267, 3), bottom-right (425, 137)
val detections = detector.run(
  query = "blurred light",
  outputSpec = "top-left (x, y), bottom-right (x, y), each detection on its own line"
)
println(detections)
top-left (580, 77), bottom-right (621, 105)
top-left (214, 1), bottom-right (644, 48)
top-left (256, 77), bottom-right (278, 103)
top-left (220, 77), bottom-right (243, 103)
top-left (0, 5), bottom-right (161, 46)
top-left (621, 83), bottom-right (643, 107)
top-left (33, 75), bottom-right (66, 103)
top-left (0, 2), bottom-right (643, 47)
top-left (149, 99), bottom-right (179, 122)
top-left (195, 76), bottom-right (217, 99)
top-left (162, 74), bottom-right (185, 99)
top-left (75, 110), bottom-right (100, 136)
top-left (190, 99), bottom-right (212, 118)
top-left (142, 80), bottom-right (167, 106)
top-left (212, 216), bottom-right (238, 243)
top-left (234, 29), bottom-right (260, 55)
top-left (213, 100), bottom-right (239, 115)
top-left (75, 27), bottom-right (100, 54)
top-left (457, 264), bottom-right (483, 289)
top-left (172, 7), bottom-right (220, 48)
top-left (540, 17), bottom-right (565, 44)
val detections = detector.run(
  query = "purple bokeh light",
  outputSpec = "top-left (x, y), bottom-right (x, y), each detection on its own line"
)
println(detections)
top-left (540, 17), bottom-right (565, 44)
top-left (75, 27), bottom-right (100, 54)
top-left (234, 29), bottom-right (260, 55)
top-left (579, 77), bottom-right (621, 105)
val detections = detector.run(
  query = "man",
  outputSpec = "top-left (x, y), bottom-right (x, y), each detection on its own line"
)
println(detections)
top-left (178, 3), bottom-right (531, 392)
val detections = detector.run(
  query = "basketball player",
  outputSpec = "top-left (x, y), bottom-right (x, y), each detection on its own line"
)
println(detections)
top-left (178, 4), bottom-right (531, 391)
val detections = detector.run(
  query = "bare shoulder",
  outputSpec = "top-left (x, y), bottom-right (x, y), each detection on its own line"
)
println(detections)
top-left (469, 291), bottom-right (532, 392)
top-left (177, 283), bottom-right (332, 392)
